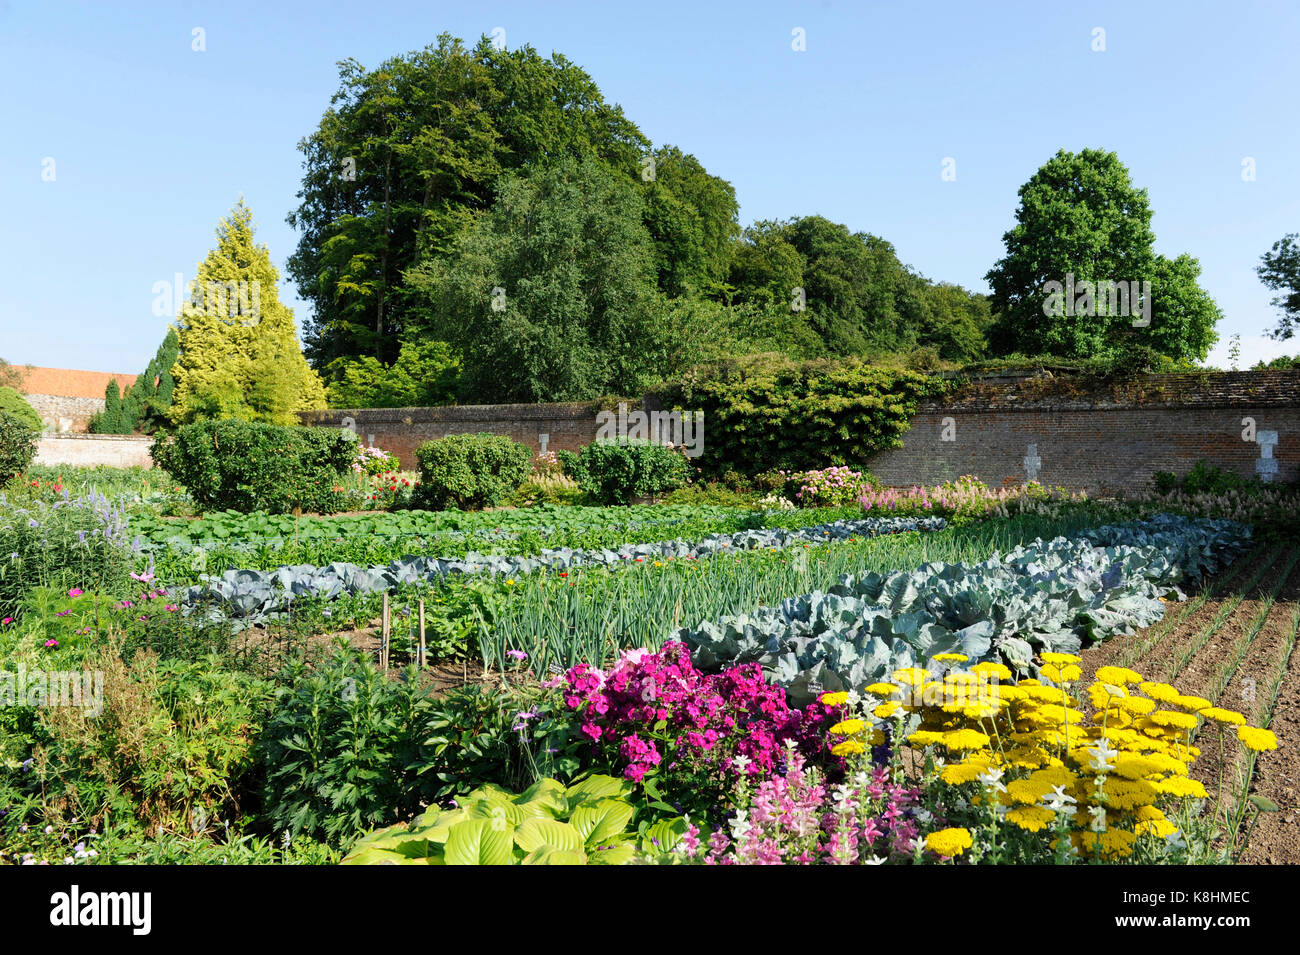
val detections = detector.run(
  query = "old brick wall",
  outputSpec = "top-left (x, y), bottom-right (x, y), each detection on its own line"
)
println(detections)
top-left (24, 394), bottom-right (106, 432)
top-left (867, 371), bottom-right (1300, 494)
top-left (299, 402), bottom-right (620, 470)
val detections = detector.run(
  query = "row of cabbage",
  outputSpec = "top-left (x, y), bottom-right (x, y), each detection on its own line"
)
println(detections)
top-left (678, 514), bottom-right (1252, 706)
top-left (179, 515), bottom-right (948, 627)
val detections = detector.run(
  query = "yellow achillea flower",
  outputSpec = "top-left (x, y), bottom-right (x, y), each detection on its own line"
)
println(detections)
top-left (1028, 766), bottom-right (1077, 788)
top-left (1027, 703), bottom-right (1086, 726)
top-left (1084, 778), bottom-right (1159, 810)
top-left (1006, 806), bottom-right (1056, 832)
top-left (1198, 707), bottom-right (1245, 726)
top-left (864, 682), bottom-right (899, 697)
top-left (1172, 694), bottom-right (1212, 712)
top-left (944, 671), bottom-right (979, 685)
top-left (1236, 725), bottom-right (1279, 751)
top-left (907, 730), bottom-right (946, 747)
top-left (933, 653), bottom-right (969, 663)
top-left (1042, 663), bottom-right (1083, 684)
top-left (1004, 779), bottom-right (1055, 804)
top-left (962, 702), bottom-right (1002, 719)
top-left (1140, 682), bottom-right (1182, 704)
top-left (1135, 817), bottom-right (1178, 839)
top-left (829, 719), bottom-right (866, 736)
top-left (872, 701), bottom-right (901, 719)
top-left (1088, 682), bottom-right (1127, 708)
top-left (1111, 754), bottom-right (1167, 780)
top-left (942, 728), bottom-right (991, 752)
top-left (971, 662), bottom-right (1013, 681)
top-left (820, 691), bottom-right (850, 706)
top-left (1099, 708), bottom-right (1134, 728)
top-left (1153, 776), bottom-right (1208, 799)
top-left (1115, 696), bottom-right (1157, 716)
top-left (1077, 828), bottom-right (1136, 859)
top-left (1095, 666), bottom-right (1144, 685)
top-left (832, 740), bottom-right (865, 756)
top-left (892, 667), bottom-right (930, 686)
top-left (1041, 652), bottom-right (1082, 665)
top-left (1149, 710), bottom-right (1198, 731)
top-left (941, 757), bottom-right (993, 785)
top-left (924, 827), bottom-right (973, 858)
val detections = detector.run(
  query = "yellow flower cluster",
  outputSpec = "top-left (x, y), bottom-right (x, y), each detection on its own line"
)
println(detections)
top-left (838, 657), bottom-right (1281, 861)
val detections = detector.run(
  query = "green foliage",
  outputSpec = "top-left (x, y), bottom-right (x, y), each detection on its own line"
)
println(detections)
top-left (560, 440), bottom-right (691, 505)
top-left (654, 353), bottom-right (947, 477)
top-left (0, 491), bottom-right (134, 618)
top-left (16, 650), bottom-right (266, 834)
top-left (1153, 460), bottom-right (1259, 496)
top-left (0, 387), bottom-right (41, 431)
top-left (325, 338), bottom-right (460, 408)
top-left (985, 148), bottom-right (1219, 364)
top-left (641, 145), bottom-right (740, 296)
top-left (406, 156), bottom-right (663, 403)
top-left (289, 33), bottom-right (656, 366)
top-left (0, 410), bottom-right (38, 486)
top-left (722, 216), bottom-right (992, 362)
top-left (1252, 354), bottom-right (1300, 369)
top-left (342, 774), bottom-right (681, 865)
top-left (412, 433), bottom-right (533, 510)
top-left (1258, 233), bottom-right (1300, 341)
top-left (150, 420), bottom-right (354, 515)
top-left (256, 648), bottom-right (430, 845)
top-left (171, 200), bottom-right (327, 426)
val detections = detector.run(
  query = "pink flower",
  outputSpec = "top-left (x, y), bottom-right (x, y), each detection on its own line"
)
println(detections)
top-left (67, 588), bottom-right (83, 598)
top-left (2, 617), bottom-right (12, 626)
top-left (44, 639), bottom-right (58, 648)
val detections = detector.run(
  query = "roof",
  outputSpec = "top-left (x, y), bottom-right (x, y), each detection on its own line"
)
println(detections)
top-left (16, 366), bottom-right (140, 399)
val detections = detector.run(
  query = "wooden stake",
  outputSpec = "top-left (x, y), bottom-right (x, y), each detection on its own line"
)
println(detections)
top-left (381, 592), bottom-right (390, 670)
top-left (417, 598), bottom-right (426, 670)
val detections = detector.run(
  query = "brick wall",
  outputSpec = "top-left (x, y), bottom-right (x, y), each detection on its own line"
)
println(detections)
top-left (299, 402), bottom-right (626, 470)
top-left (35, 434), bottom-right (155, 469)
top-left (866, 371), bottom-right (1300, 494)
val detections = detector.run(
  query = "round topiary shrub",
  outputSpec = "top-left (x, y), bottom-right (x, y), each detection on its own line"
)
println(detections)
top-left (0, 386), bottom-right (42, 431)
top-left (0, 410), bottom-right (39, 485)
top-left (560, 439), bottom-right (691, 505)
top-left (412, 433), bottom-right (534, 511)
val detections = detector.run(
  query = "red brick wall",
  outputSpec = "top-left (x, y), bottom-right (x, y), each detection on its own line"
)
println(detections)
top-left (867, 371), bottom-right (1300, 494)
top-left (299, 402), bottom-right (616, 470)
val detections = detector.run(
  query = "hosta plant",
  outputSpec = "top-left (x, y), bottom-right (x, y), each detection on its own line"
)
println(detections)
top-left (341, 775), bottom-right (686, 865)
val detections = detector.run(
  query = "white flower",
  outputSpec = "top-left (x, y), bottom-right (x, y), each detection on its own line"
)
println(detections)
top-left (1086, 740), bottom-right (1119, 773)
top-left (976, 766), bottom-right (1007, 794)
top-left (1041, 785), bottom-right (1077, 818)
top-left (1088, 806), bottom-right (1107, 832)
top-left (733, 755), bottom-right (752, 774)
top-left (914, 808), bottom-right (934, 826)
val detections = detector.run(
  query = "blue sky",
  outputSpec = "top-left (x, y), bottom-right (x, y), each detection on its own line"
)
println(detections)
top-left (2, 0), bottom-right (1298, 374)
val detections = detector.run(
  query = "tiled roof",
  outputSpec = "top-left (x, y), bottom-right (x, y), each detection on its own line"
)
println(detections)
top-left (17, 366), bottom-right (140, 399)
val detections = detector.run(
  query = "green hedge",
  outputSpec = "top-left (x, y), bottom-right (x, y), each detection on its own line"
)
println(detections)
top-left (150, 420), bottom-right (354, 514)
top-left (0, 410), bottom-right (38, 485)
top-left (412, 433), bottom-right (533, 511)
top-left (559, 440), bottom-right (691, 505)
top-left (650, 353), bottom-right (947, 477)
top-left (0, 387), bottom-right (41, 432)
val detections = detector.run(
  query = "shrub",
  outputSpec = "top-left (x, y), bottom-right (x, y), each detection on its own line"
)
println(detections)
top-left (412, 433), bottom-right (533, 511)
top-left (0, 387), bottom-right (41, 431)
top-left (559, 439), bottom-right (691, 505)
top-left (150, 419), bottom-right (354, 514)
top-left (791, 466), bottom-right (877, 507)
top-left (650, 353), bottom-right (947, 477)
top-left (0, 410), bottom-right (38, 484)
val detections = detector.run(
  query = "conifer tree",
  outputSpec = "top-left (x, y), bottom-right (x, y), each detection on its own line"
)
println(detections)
top-left (171, 200), bottom-right (327, 425)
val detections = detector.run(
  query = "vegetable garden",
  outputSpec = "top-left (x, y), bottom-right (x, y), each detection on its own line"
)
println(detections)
top-left (1, 437), bottom-right (1298, 866)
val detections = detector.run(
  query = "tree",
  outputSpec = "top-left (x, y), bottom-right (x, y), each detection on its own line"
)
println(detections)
top-left (405, 157), bottom-right (661, 403)
top-left (288, 34), bottom-right (657, 367)
top-left (91, 327), bottom-right (180, 434)
top-left (640, 145), bottom-right (740, 296)
top-left (325, 338), bottom-right (460, 408)
top-left (985, 148), bottom-right (1218, 363)
top-left (1258, 233), bottom-right (1300, 340)
top-left (171, 201), bottom-right (327, 426)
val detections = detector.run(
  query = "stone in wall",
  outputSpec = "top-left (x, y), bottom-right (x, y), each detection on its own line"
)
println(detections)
top-left (24, 394), bottom-right (107, 432)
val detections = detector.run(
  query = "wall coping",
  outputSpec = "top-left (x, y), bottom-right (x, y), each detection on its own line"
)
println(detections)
top-left (37, 433), bottom-right (154, 443)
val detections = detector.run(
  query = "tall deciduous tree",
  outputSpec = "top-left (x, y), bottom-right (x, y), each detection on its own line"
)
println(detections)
top-left (1258, 233), bottom-right (1300, 340)
top-left (405, 157), bottom-right (661, 403)
top-left (171, 201), bottom-right (327, 426)
top-left (985, 148), bottom-right (1218, 363)
top-left (287, 34), bottom-right (658, 367)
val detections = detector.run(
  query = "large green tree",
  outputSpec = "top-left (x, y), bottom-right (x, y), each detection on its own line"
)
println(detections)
top-left (1258, 233), bottom-right (1300, 340)
top-left (171, 201), bottom-right (327, 425)
top-left (287, 34), bottom-right (663, 367)
top-left (985, 148), bottom-right (1219, 363)
top-left (405, 157), bottom-right (662, 403)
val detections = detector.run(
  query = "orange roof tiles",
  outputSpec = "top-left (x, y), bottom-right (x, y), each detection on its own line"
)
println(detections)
top-left (17, 366), bottom-right (140, 399)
